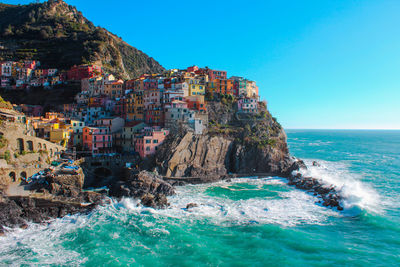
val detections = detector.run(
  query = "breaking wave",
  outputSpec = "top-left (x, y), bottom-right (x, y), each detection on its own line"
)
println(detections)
top-left (298, 159), bottom-right (382, 214)
top-left (119, 177), bottom-right (338, 227)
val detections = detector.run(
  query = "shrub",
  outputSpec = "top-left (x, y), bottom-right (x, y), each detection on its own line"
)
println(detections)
top-left (0, 136), bottom-right (7, 148)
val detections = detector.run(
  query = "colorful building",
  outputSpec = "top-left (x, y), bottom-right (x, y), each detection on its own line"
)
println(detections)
top-left (49, 128), bottom-right (70, 147)
top-left (83, 126), bottom-right (113, 155)
top-left (135, 127), bottom-right (169, 158)
top-left (188, 78), bottom-right (206, 96)
top-left (145, 105), bottom-right (164, 126)
top-left (67, 65), bottom-right (102, 81)
top-left (237, 97), bottom-right (258, 113)
top-left (185, 96), bottom-right (207, 112)
top-left (143, 88), bottom-right (162, 109)
top-left (126, 91), bottom-right (144, 121)
top-left (104, 80), bottom-right (124, 99)
top-left (120, 121), bottom-right (147, 153)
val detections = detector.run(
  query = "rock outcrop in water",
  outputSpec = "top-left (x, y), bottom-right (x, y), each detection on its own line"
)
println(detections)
top-left (109, 169), bottom-right (175, 209)
top-left (152, 99), bottom-right (297, 181)
top-left (288, 173), bottom-right (343, 210)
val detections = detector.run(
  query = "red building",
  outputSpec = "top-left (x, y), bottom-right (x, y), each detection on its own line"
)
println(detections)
top-left (67, 65), bottom-right (102, 81)
top-left (186, 97), bottom-right (207, 112)
top-left (114, 98), bottom-right (127, 119)
top-left (145, 104), bottom-right (164, 126)
top-left (194, 67), bottom-right (227, 80)
top-left (82, 126), bottom-right (113, 155)
top-left (187, 66), bottom-right (199, 73)
top-left (125, 79), bottom-right (136, 90)
top-left (143, 78), bottom-right (157, 90)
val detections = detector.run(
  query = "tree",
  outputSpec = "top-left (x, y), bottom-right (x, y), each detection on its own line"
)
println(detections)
top-left (3, 25), bottom-right (13, 36)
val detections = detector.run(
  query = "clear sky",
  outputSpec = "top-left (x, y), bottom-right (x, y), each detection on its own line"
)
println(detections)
top-left (5, 0), bottom-right (400, 129)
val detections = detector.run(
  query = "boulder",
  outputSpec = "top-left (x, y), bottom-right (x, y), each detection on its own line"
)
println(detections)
top-left (109, 170), bottom-right (175, 208)
top-left (186, 203), bottom-right (198, 210)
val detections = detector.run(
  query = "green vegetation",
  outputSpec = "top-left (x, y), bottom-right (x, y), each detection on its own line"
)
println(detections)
top-left (0, 150), bottom-right (11, 163)
top-left (0, 135), bottom-right (7, 148)
top-left (207, 100), bottom-right (283, 149)
top-left (0, 1), bottom-right (164, 78)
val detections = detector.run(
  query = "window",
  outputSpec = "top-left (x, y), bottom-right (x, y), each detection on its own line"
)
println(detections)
top-left (153, 139), bottom-right (158, 144)
top-left (146, 140), bottom-right (151, 144)
top-left (146, 147), bottom-right (150, 151)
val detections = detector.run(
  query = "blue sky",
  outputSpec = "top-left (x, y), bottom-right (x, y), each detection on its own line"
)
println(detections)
top-left (5, 0), bottom-right (400, 129)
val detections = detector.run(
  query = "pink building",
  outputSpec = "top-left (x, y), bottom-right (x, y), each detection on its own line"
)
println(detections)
top-left (205, 68), bottom-right (227, 80)
top-left (143, 89), bottom-right (162, 109)
top-left (83, 126), bottom-right (113, 155)
top-left (135, 127), bottom-right (169, 158)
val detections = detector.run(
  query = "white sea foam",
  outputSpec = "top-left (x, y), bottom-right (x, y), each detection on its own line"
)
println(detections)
top-left (0, 215), bottom-right (87, 265)
top-left (297, 159), bottom-right (382, 214)
top-left (119, 177), bottom-right (337, 227)
top-left (0, 177), bottom-right (341, 264)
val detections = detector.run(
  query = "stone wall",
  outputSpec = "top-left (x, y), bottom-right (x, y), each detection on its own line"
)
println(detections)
top-left (0, 121), bottom-right (66, 186)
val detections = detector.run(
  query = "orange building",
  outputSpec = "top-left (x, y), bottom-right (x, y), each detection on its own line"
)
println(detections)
top-left (104, 80), bottom-right (124, 99)
top-left (207, 79), bottom-right (234, 96)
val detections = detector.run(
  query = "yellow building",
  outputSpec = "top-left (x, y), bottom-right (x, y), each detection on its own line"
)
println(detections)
top-left (34, 69), bottom-right (43, 78)
top-left (126, 91), bottom-right (144, 121)
top-left (49, 129), bottom-right (70, 147)
top-left (206, 80), bottom-right (218, 96)
top-left (188, 78), bottom-right (206, 96)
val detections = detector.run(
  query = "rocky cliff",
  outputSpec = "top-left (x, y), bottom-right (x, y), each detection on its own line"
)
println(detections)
top-left (0, 0), bottom-right (164, 79)
top-left (152, 96), bottom-right (298, 181)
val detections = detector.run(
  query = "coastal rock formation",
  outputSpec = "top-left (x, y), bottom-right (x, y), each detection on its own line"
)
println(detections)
top-left (288, 172), bottom-right (343, 210)
top-left (109, 170), bottom-right (175, 209)
top-left (0, 195), bottom-right (99, 235)
top-left (153, 99), bottom-right (297, 180)
top-left (155, 132), bottom-right (232, 181)
top-left (0, 169), bottom-right (173, 233)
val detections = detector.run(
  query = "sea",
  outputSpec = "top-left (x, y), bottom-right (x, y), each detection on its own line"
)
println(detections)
top-left (1, 130), bottom-right (399, 266)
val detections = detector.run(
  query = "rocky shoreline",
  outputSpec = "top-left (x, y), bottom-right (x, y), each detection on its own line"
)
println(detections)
top-left (0, 159), bottom-right (345, 236)
top-left (0, 169), bottom-right (174, 235)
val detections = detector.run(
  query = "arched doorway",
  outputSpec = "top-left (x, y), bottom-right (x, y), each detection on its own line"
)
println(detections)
top-left (20, 171), bottom-right (27, 181)
top-left (9, 172), bottom-right (16, 182)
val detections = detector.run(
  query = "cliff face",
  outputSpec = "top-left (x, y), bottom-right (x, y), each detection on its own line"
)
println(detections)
top-left (0, 0), bottom-right (164, 79)
top-left (153, 97), bottom-right (296, 180)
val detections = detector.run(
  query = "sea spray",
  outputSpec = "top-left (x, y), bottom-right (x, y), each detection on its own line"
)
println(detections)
top-left (299, 159), bottom-right (381, 214)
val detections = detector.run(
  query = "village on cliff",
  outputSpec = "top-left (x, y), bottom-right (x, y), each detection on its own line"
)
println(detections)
top-left (0, 61), bottom-right (260, 159)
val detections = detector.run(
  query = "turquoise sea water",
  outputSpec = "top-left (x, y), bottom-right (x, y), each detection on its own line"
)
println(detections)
top-left (1, 130), bottom-right (400, 266)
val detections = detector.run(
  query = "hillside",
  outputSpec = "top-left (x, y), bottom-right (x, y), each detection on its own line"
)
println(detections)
top-left (0, 0), bottom-right (164, 79)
